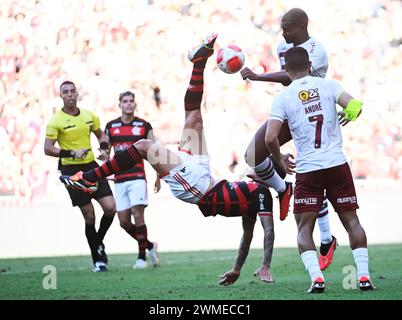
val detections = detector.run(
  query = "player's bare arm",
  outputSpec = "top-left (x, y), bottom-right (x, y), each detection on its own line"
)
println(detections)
top-left (265, 119), bottom-right (296, 174)
top-left (254, 215), bottom-right (274, 283)
top-left (218, 216), bottom-right (256, 286)
top-left (241, 68), bottom-right (291, 86)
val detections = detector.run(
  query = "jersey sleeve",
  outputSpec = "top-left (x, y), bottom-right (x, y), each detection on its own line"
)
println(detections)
top-left (309, 43), bottom-right (328, 76)
top-left (276, 42), bottom-right (285, 69)
top-left (45, 117), bottom-right (59, 140)
top-left (104, 122), bottom-right (111, 139)
top-left (269, 94), bottom-right (286, 122)
top-left (327, 79), bottom-right (344, 103)
top-left (145, 121), bottom-right (153, 134)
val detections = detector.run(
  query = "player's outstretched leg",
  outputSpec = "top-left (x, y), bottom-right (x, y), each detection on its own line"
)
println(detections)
top-left (180, 33), bottom-right (217, 156)
top-left (60, 139), bottom-right (182, 192)
top-left (244, 120), bottom-right (293, 220)
top-left (60, 171), bottom-right (98, 192)
top-left (187, 33), bottom-right (217, 66)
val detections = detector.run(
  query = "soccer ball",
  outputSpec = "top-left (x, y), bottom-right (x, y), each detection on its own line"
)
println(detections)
top-left (216, 44), bottom-right (245, 74)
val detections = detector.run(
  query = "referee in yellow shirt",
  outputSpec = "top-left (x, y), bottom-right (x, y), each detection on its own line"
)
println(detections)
top-left (44, 81), bottom-right (116, 272)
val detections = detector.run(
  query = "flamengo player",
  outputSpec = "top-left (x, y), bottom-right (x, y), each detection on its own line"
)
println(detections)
top-left (104, 91), bottom-right (160, 269)
top-left (265, 46), bottom-right (374, 293)
top-left (59, 33), bottom-right (283, 285)
top-left (241, 8), bottom-right (336, 271)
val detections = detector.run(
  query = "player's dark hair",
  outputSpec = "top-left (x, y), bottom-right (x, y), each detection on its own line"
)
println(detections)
top-left (284, 47), bottom-right (309, 72)
top-left (59, 80), bottom-right (76, 91)
top-left (119, 91), bottom-right (135, 102)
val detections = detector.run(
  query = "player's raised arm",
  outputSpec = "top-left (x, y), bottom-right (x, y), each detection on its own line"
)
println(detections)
top-left (241, 68), bottom-right (291, 86)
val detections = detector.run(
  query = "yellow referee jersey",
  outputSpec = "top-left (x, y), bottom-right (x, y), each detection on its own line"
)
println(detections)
top-left (46, 108), bottom-right (100, 165)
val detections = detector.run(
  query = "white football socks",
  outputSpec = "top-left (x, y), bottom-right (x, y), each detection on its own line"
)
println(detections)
top-left (253, 158), bottom-right (286, 193)
top-left (301, 250), bottom-right (325, 281)
top-left (317, 199), bottom-right (332, 244)
top-left (352, 247), bottom-right (370, 279)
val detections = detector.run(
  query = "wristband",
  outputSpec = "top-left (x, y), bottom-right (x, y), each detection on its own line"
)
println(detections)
top-left (59, 149), bottom-right (74, 158)
top-left (344, 99), bottom-right (363, 121)
top-left (99, 142), bottom-right (109, 151)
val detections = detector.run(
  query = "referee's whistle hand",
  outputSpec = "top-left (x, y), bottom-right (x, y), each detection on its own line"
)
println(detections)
top-left (75, 148), bottom-right (89, 159)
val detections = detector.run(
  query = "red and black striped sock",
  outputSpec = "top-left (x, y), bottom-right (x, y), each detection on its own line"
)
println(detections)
top-left (126, 224), bottom-right (137, 240)
top-left (184, 66), bottom-right (205, 111)
top-left (83, 144), bottom-right (142, 182)
top-left (135, 224), bottom-right (149, 260)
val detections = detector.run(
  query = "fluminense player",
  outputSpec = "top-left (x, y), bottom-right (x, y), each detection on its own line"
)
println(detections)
top-left (265, 46), bottom-right (374, 293)
top-left (241, 8), bottom-right (337, 271)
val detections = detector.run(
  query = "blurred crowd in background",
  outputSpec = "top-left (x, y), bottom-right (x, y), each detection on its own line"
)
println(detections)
top-left (1, 0), bottom-right (401, 204)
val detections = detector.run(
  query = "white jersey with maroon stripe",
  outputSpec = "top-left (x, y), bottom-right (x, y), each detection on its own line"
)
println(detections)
top-left (277, 37), bottom-right (328, 78)
top-left (270, 76), bottom-right (347, 173)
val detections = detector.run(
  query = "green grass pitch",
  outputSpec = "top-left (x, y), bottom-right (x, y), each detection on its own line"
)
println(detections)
top-left (1, 244), bottom-right (401, 300)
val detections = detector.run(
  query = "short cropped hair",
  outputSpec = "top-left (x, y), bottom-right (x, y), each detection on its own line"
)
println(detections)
top-left (282, 8), bottom-right (309, 27)
top-left (119, 91), bottom-right (135, 102)
top-left (284, 47), bottom-right (309, 72)
top-left (59, 80), bottom-right (76, 91)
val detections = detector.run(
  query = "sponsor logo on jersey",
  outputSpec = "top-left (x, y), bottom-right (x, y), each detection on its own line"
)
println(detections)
top-left (337, 196), bottom-right (357, 204)
top-left (299, 88), bottom-right (320, 105)
top-left (115, 144), bottom-right (128, 152)
top-left (259, 193), bottom-right (265, 211)
top-left (132, 121), bottom-right (144, 126)
top-left (295, 197), bottom-right (318, 205)
top-left (111, 123), bottom-right (122, 128)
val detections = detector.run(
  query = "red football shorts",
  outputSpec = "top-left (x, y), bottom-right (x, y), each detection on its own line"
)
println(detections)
top-left (293, 162), bottom-right (359, 214)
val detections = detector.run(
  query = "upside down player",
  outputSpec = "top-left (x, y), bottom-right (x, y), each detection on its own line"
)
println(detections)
top-left (59, 33), bottom-right (288, 285)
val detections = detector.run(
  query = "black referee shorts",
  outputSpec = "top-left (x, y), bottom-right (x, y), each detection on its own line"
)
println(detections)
top-left (60, 161), bottom-right (113, 208)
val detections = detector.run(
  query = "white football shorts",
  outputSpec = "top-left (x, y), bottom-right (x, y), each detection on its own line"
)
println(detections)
top-left (114, 179), bottom-right (148, 211)
top-left (161, 151), bottom-right (213, 204)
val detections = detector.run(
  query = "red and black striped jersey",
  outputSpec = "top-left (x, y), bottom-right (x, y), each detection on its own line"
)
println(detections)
top-left (197, 180), bottom-right (273, 220)
top-left (105, 116), bottom-right (152, 183)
